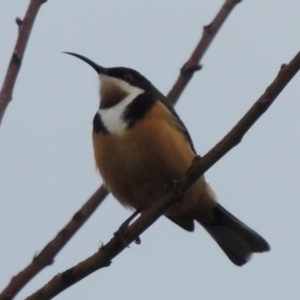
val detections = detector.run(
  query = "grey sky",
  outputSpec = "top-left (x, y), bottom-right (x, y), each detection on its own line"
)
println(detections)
top-left (1, 1), bottom-right (300, 299)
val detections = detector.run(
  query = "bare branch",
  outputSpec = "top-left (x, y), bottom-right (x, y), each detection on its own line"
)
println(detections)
top-left (167, 0), bottom-right (241, 104)
top-left (0, 0), bottom-right (46, 126)
top-left (0, 1), bottom-right (239, 298)
top-left (25, 50), bottom-right (300, 300)
top-left (0, 186), bottom-right (108, 300)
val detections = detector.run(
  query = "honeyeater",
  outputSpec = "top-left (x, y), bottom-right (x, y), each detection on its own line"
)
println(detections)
top-left (65, 52), bottom-right (270, 266)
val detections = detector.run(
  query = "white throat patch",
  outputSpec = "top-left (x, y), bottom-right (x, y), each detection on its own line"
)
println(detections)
top-left (98, 75), bottom-right (144, 134)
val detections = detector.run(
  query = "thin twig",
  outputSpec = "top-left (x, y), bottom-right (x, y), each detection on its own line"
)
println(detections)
top-left (0, 1), bottom-right (239, 299)
top-left (167, 0), bottom-right (241, 104)
top-left (25, 51), bottom-right (300, 300)
top-left (0, 0), bottom-right (46, 127)
top-left (0, 187), bottom-right (108, 300)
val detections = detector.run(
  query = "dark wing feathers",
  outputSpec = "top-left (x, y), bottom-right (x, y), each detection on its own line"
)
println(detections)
top-left (122, 90), bottom-right (197, 155)
top-left (159, 97), bottom-right (197, 155)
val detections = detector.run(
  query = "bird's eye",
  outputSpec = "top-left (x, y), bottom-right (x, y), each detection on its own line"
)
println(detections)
top-left (124, 74), bottom-right (133, 83)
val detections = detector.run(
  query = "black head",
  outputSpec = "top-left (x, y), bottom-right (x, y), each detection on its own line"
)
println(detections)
top-left (104, 67), bottom-right (153, 92)
top-left (64, 52), bottom-right (154, 92)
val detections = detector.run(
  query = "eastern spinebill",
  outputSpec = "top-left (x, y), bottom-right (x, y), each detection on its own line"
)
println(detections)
top-left (65, 52), bottom-right (270, 266)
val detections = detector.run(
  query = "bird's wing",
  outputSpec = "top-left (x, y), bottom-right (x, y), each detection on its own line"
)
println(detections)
top-left (159, 97), bottom-right (197, 155)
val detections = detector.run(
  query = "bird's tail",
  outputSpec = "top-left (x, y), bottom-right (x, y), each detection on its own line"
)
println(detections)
top-left (197, 204), bottom-right (270, 266)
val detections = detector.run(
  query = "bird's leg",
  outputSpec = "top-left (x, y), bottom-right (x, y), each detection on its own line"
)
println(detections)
top-left (114, 209), bottom-right (141, 246)
top-left (120, 209), bottom-right (141, 229)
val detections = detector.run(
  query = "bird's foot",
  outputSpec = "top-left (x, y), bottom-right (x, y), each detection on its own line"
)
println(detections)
top-left (114, 209), bottom-right (141, 246)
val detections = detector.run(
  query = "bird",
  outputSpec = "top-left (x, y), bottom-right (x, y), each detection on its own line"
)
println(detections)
top-left (65, 52), bottom-right (270, 266)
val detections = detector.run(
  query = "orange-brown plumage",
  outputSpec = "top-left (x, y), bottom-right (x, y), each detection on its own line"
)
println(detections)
top-left (93, 101), bottom-right (216, 226)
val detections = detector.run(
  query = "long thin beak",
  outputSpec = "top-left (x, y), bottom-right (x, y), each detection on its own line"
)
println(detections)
top-left (63, 52), bottom-right (106, 74)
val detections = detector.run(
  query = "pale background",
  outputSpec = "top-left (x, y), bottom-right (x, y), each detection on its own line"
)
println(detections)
top-left (1, 1), bottom-right (300, 299)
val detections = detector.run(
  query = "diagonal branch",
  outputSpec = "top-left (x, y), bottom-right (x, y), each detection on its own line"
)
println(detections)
top-left (0, 0), bottom-right (46, 127)
top-left (0, 187), bottom-right (108, 300)
top-left (25, 51), bottom-right (300, 300)
top-left (0, 1), bottom-right (240, 299)
top-left (167, 0), bottom-right (241, 104)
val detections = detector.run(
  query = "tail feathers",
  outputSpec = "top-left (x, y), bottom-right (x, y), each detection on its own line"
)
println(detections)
top-left (199, 204), bottom-right (270, 266)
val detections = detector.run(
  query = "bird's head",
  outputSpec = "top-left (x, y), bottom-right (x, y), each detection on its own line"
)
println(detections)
top-left (64, 52), bottom-right (156, 109)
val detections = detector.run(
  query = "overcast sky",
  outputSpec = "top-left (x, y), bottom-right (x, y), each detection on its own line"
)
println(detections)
top-left (1, 1), bottom-right (300, 299)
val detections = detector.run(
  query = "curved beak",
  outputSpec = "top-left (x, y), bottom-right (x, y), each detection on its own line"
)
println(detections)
top-left (63, 52), bottom-right (106, 74)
